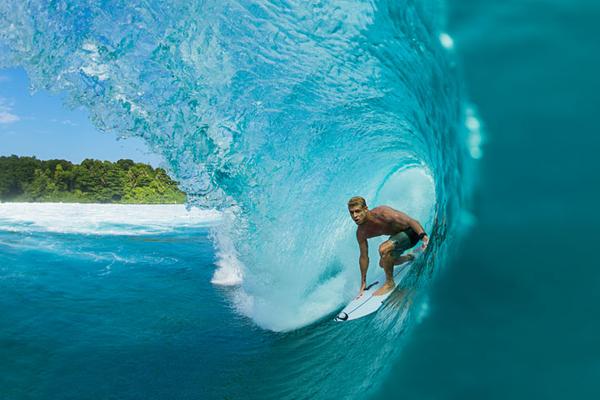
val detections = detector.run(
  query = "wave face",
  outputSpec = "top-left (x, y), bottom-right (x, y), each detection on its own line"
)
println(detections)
top-left (0, 0), bottom-right (476, 334)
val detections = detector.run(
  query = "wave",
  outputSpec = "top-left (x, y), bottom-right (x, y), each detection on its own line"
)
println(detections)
top-left (0, 0), bottom-right (477, 335)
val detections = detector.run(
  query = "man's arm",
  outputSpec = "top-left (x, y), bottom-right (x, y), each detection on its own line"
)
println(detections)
top-left (407, 217), bottom-right (426, 236)
top-left (406, 216), bottom-right (429, 250)
top-left (358, 234), bottom-right (369, 296)
top-left (394, 210), bottom-right (429, 249)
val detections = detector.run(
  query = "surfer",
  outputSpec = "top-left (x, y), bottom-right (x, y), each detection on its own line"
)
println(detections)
top-left (348, 196), bottom-right (429, 297)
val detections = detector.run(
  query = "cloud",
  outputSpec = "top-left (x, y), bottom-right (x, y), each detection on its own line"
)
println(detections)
top-left (0, 75), bottom-right (9, 82)
top-left (0, 97), bottom-right (20, 124)
top-left (50, 118), bottom-right (79, 127)
top-left (60, 119), bottom-right (78, 126)
top-left (0, 112), bottom-right (20, 123)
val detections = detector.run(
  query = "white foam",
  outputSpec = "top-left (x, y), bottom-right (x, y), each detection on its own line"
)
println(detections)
top-left (241, 273), bottom-right (347, 332)
top-left (211, 243), bottom-right (244, 286)
top-left (0, 203), bottom-right (221, 235)
top-left (465, 107), bottom-right (484, 159)
top-left (439, 32), bottom-right (454, 50)
top-left (210, 207), bottom-right (245, 286)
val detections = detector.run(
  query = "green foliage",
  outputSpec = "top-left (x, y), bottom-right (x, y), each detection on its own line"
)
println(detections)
top-left (0, 155), bottom-right (43, 198)
top-left (0, 155), bottom-right (186, 204)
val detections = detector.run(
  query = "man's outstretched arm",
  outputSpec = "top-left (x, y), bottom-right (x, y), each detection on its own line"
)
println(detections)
top-left (358, 236), bottom-right (369, 296)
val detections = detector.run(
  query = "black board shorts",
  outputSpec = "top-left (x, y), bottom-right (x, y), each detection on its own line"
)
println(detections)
top-left (389, 227), bottom-right (419, 259)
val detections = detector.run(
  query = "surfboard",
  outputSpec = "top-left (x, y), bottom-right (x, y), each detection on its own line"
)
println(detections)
top-left (334, 259), bottom-right (413, 322)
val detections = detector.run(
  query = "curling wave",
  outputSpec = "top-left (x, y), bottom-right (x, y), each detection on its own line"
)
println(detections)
top-left (0, 0), bottom-right (478, 335)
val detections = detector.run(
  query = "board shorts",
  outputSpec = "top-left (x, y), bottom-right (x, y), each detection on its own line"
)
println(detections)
top-left (389, 227), bottom-right (420, 259)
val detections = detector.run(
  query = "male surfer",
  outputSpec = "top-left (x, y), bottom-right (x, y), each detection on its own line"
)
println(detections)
top-left (348, 196), bottom-right (429, 297)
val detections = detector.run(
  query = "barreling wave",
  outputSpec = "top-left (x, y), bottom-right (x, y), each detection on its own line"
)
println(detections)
top-left (0, 0), bottom-right (478, 338)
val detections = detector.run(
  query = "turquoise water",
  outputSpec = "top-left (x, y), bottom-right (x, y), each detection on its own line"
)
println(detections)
top-left (374, 0), bottom-right (600, 398)
top-left (0, 223), bottom-right (262, 399)
top-left (0, 204), bottom-right (428, 399)
top-left (1, 0), bottom-right (599, 399)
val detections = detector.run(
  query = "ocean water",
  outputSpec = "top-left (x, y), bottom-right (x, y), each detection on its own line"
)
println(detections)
top-left (0, 203), bottom-right (431, 400)
top-left (0, 204), bottom-right (255, 399)
top-left (1, 0), bottom-right (598, 399)
top-left (373, 0), bottom-right (600, 399)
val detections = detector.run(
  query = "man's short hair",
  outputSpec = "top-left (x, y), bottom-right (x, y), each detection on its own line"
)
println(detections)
top-left (347, 196), bottom-right (367, 208)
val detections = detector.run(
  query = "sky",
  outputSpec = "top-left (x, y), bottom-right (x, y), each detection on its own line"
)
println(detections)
top-left (0, 67), bottom-right (163, 166)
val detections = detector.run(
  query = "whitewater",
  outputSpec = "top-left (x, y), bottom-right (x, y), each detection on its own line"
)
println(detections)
top-left (0, 203), bottom-right (221, 235)
top-left (0, 0), bottom-right (479, 398)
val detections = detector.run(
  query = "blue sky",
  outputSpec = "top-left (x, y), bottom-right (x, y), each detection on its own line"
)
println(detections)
top-left (0, 67), bottom-right (162, 166)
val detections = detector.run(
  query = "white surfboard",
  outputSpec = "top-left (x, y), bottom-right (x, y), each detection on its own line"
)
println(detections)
top-left (334, 259), bottom-right (414, 322)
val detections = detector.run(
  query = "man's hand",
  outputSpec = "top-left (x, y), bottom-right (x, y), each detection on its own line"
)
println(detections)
top-left (420, 235), bottom-right (429, 251)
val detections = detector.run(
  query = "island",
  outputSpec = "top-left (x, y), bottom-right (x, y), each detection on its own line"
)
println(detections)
top-left (0, 155), bottom-right (186, 204)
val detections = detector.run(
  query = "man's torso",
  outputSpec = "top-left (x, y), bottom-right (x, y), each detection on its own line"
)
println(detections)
top-left (357, 206), bottom-right (412, 240)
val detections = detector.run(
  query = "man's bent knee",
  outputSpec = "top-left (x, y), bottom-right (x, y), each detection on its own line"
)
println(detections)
top-left (379, 241), bottom-right (394, 257)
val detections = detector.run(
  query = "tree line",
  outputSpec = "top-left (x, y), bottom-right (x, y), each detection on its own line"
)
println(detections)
top-left (0, 155), bottom-right (186, 204)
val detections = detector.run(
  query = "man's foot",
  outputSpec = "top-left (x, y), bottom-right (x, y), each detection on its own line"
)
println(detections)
top-left (373, 281), bottom-right (395, 296)
top-left (357, 281), bottom-right (369, 297)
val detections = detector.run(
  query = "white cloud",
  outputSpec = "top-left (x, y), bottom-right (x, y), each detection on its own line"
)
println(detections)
top-left (0, 112), bottom-right (19, 123)
top-left (0, 97), bottom-right (20, 124)
top-left (60, 119), bottom-right (78, 126)
top-left (50, 118), bottom-right (78, 127)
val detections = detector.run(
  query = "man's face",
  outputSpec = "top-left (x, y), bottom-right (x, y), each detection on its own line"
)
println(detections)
top-left (349, 205), bottom-right (368, 225)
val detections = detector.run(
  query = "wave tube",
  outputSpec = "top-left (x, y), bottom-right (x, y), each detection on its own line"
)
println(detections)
top-left (0, 0), bottom-right (477, 332)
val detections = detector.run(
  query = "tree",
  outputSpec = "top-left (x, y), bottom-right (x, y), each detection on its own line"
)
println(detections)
top-left (23, 169), bottom-right (55, 201)
top-left (116, 159), bottom-right (135, 171)
top-left (0, 155), bottom-right (42, 199)
top-left (0, 156), bottom-right (186, 203)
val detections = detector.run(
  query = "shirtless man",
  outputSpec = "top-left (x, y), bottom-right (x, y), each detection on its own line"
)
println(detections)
top-left (348, 196), bottom-right (429, 297)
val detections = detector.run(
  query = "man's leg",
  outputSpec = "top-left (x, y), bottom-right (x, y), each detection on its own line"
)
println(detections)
top-left (373, 238), bottom-right (415, 296)
top-left (374, 250), bottom-right (396, 296)
top-left (394, 254), bottom-right (414, 265)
